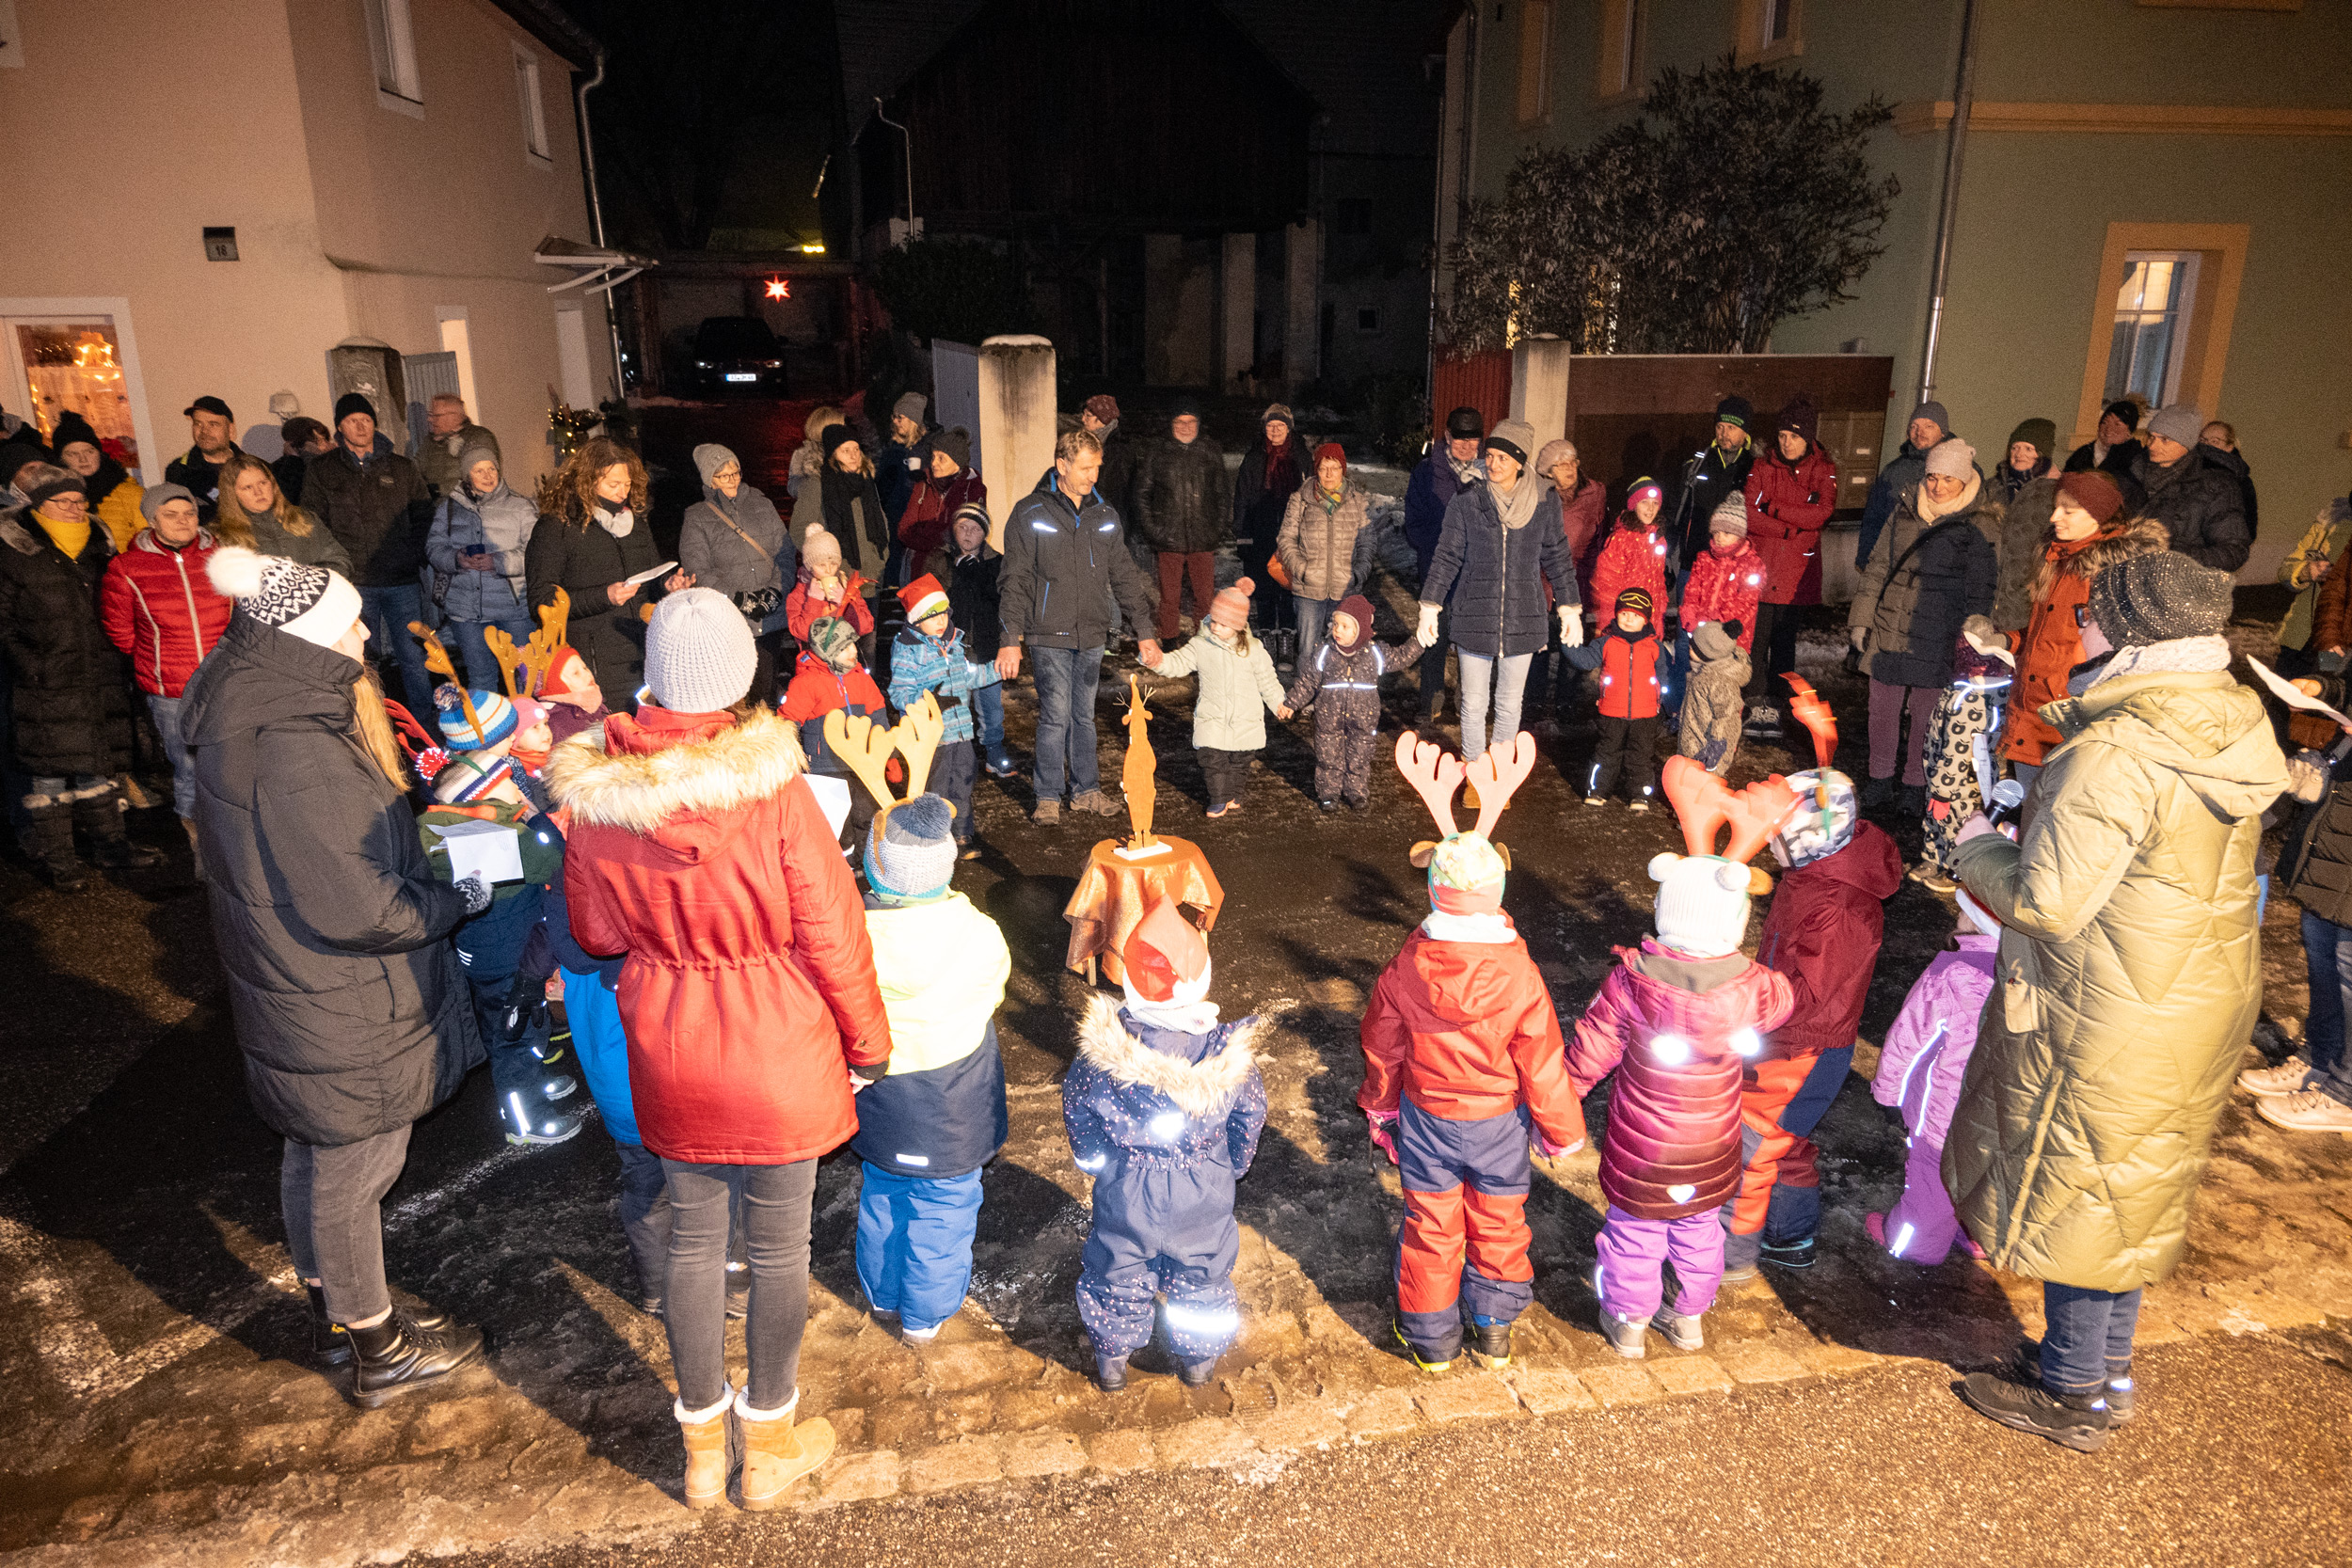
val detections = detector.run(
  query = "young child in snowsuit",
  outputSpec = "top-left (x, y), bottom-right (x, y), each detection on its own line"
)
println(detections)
top-left (1279, 591), bottom-right (1422, 811)
top-left (1568, 846), bottom-right (1794, 1357)
top-left (781, 615), bottom-right (889, 849)
top-left (418, 739), bottom-right (580, 1146)
top-left (1867, 886), bottom-right (1999, 1264)
top-left (1064, 898), bottom-right (1266, 1389)
top-left (1915, 623), bottom-right (2013, 891)
top-left (1566, 588), bottom-right (1664, 808)
top-left (1143, 577), bottom-right (1287, 817)
top-left (1724, 768), bottom-right (1904, 1276)
top-left (885, 574), bottom-right (978, 852)
top-left (853, 795), bottom-right (1010, 1342)
top-left (1362, 733), bottom-right (1586, 1372)
top-left (1677, 619), bottom-right (1750, 776)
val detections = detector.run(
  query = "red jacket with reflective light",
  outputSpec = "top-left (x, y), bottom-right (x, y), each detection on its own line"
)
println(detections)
top-left (1359, 924), bottom-right (1586, 1151)
top-left (1588, 518), bottom-right (1670, 619)
top-left (1678, 538), bottom-right (1766, 652)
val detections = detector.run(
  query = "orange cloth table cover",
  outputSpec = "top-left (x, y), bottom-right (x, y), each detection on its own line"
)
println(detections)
top-left (1061, 836), bottom-right (1223, 985)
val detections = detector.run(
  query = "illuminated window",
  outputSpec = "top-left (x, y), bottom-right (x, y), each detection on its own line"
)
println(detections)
top-left (2105, 252), bottom-right (2201, 408)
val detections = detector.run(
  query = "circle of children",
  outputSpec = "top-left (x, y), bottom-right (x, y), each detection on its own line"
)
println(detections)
top-left (0, 374), bottom-right (2333, 1500)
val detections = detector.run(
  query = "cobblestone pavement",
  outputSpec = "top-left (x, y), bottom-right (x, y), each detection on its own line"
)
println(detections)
top-left (4, 613), bottom-right (2347, 1566)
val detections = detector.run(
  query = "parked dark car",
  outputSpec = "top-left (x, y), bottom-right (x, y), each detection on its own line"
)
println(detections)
top-left (691, 316), bottom-right (788, 395)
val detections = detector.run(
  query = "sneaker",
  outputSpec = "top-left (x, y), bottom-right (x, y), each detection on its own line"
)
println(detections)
top-left (985, 757), bottom-right (1022, 780)
top-left (1601, 1312), bottom-right (1648, 1359)
top-left (1760, 1236), bottom-right (1816, 1271)
top-left (1743, 705), bottom-right (1782, 736)
top-left (1909, 864), bottom-right (1958, 894)
top-left (1720, 1263), bottom-right (1760, 1286)
top-left (1205, 802), bottom-right (1231, 819)
top-left (1955, 1370), bottom-right (2110, 1452)
top-left (900, 1323), bottom-right (942, 1345)
top-left (1070, 788), bottom-right (1124, 816)
top-left (959, 840), bottom-right (982, 862)
top-left (1031, 799), bottom-right (1062, 825)
top-left (1627, 798), bottom-right (1651, 814)
top-left (540, 1074), bottom-right (579, 1102)
top-left (2255, 1086), bottom-right (2352, 1133)
top-left (1392, 1319), bottom-right (1454, 1375)
top-left (2008, 1341), bottom-right (2136, 1425)
top-left (1467, 1320), bottom-right (1512, 1370)
top-left (1319, 798), bottom-right (1339, 813)
top-left (1649, 1307), bottom-right (1705, 1352)
top-left (2239, 1056), bottom-right (2315, 1097)
top-left (1583, 795), bottom-right (1606, 807)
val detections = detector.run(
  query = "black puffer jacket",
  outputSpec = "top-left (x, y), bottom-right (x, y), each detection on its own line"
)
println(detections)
top-left (998, 477), bottom-right (1156, 652)
top-left (1420, 481), bottom-right (1578, 658)
top-left (1133, 436), bottom-right (1229, 555)
top-left (1850, 474), bottom-right (2000, 689)
top-left (0, 508), bottom-right (132, 777)
top-left (2131, 444), bottom-right (2250, 573)
top-left (525, 514), bottom-right (661, 697)
top-left (304, 445), bottom-right (434, 587)
top-left (2284, 673), bottom-right (2352, 927)
top-left (927, 541), bottom-right (1004, 662)
top-left (180, 616), bottom-right (480, 1148)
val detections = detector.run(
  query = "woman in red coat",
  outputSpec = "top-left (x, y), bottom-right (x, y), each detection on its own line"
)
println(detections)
top-left (1740, 397), bottom-right (1836, 734)
top-left (553, 588), bottom-right (888, 1511)
top-left (895, 429), bottom-right (986, 581)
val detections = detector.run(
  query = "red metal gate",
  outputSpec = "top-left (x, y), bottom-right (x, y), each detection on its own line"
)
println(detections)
top-left (1430, 349), bottom-right (1512, 436)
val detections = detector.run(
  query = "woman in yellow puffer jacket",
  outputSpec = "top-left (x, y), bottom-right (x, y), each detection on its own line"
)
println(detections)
top-left (1945, 550), bottom-right (2285, 1454)
top-left (47, 412), bottom-right (145, 550)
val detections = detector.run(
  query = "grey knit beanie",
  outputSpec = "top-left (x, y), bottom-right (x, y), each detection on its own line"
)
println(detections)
top-left (2086, 550), bottom-right (2233, 647)
top-left (894, 391), bottom-right (929, 425)
top-left (691, 443), bottom-right (738, 484)
top-left (644, 587), bottom-right (756, 713)
top-left (2146, 404), bottom-right (2204, 450)
top-left (1909, 401), bottom-right (1949, 433)
top-left (1924, 439), bottom-right (1978, 480)
top-left (866, 794), bottom-right (958, 898)
top-left (1484, 419), bottom-right (1537, 467)
top-left (1708, 492), bottom-right (1748, 537)
top-left (138, 483), bottom-right (198, 525)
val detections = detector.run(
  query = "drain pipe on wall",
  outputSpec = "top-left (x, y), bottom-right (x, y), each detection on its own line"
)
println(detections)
top-left (1916, 0), bottom-right (1980, 407)
top-left (575, 49), bottom-right (628, 399)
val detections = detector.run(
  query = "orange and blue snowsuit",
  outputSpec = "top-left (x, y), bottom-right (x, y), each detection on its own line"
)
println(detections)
top-left (1360, 918), bottom-right (1586, 1362)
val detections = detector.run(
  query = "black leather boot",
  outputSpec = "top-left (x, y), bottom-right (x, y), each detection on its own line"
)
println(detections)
top-left (347, 1307), bottom-right (485, 1408)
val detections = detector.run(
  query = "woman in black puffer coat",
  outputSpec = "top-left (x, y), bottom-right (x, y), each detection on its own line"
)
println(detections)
top-left (182, 544), bottom-right (487, 1406)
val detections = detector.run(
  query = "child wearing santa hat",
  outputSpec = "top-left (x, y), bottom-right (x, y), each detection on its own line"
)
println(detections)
top-left (1063, 897), bottom-right (1266, 1389)
top-left (885, 573), bottom-right (979, 854)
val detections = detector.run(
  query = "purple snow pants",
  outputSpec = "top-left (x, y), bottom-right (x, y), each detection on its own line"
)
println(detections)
top-left (1883, 1135), bottom-right (1962, 1263)
top-left (1595, 1204), bottom-right (1725, 1322)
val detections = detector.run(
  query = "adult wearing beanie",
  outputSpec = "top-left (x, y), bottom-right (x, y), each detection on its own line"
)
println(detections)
top-left (180, 545), bottom-right (489, 1404)
top-left (2065, 398), bottom-right (2144, 480)
top-left (551, 585), bottom-right (886, 1509)
top-left (1995, 418), bottom-right (2056, 503)
top-left (1668, 394), bottom-right (1757, 576)
top-left (2128, 404), bottom-right (2249, 573)
top-left (424, 445), bottom-right (539, 693)
top-left (1133, 399), bottom-right (1228, 642)
top-left (1948, 548), bottom-right (2284, 1451)
top-left (47, 409), bottom-right (147, 551)
top-left (99, 483), bottom-right (232, 853)
top-left (1857, 400), bottom-right (1971, 574)
top-left (1404, 405), bottom-right (1487, 725)
top-left (893, 426), bottom-right (984, 589)
top-left (0, 463), bottom-right (151, 887)
top-left (304, 391), bottom-right (438, 717)
top-left (1232, 404), bottom-right (1309, 637)
top-left (680, 441), bottom-right (794, 703)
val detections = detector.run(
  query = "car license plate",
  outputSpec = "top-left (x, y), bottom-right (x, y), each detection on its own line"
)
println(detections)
top-left (725, 372), bottom-right (758, 383)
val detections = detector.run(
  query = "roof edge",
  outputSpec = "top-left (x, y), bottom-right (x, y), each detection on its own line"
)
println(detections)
top-left (489, 0), bottom-right (600, 70)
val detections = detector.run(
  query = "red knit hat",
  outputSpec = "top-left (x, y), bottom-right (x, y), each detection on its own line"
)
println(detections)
top-left (1208, 576), bottom-right (1255, 631)
top-left (1123, 896), bottom-right (1209, 1002)
top-left (2056, 469), bottom-right (2124, 524)
top-left (898, 573), bottom-right (949, 624)
top-left (1332, 594), bottom-right (1376, 646)
top-left (1312, 441), bottom-right (1346, 475)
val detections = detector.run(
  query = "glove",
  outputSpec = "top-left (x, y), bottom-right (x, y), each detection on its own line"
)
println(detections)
top-left (1416, 604), bottom-right (1440, 648)
top-left (1366, 1112), bottom-right (1399, 1166)
top-left (498, 973), bottom-right (550, 1044)
top-left (1849, 626), bottom-right (1869, 653)
top-left (1558, 605), bottom-right (1584, 647)
top-left (454, 874), bottom-right (491, 915)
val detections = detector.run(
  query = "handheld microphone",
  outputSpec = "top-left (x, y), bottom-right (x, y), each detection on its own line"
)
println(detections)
top-left (1985, 778), bottom-right (2026, 830)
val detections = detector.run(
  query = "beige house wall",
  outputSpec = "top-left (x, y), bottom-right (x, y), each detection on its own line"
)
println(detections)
top-left (0, 0), bottom-right (605, 490)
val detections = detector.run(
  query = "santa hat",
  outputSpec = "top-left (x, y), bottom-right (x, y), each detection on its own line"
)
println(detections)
top-left (1123, 896), bottom-right (1210, 1004)
top-left (898, 573), bottom-right (950, 625)
top-left (1647, 852), bottom-right (1756, 958)
top-left (1955, 883), bottom-right (2002, 937)
top-left (1208, 576), bottom-right (1254, 631)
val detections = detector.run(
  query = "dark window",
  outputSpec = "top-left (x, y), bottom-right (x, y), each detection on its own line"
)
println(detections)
top-left (1335, 198), bottom-right (1374, 237)
top-left (1357, 307), bottom-right (1382, 335)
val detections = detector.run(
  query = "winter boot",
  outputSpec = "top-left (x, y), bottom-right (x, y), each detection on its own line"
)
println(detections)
top-left (1601, 1312), bottom-right (1648, 1359)
top-left (501, 1091), bottom-right (582, 1147)
top-left (1650, 1307), bottom-right (1705, 1352)
top-left (1468, 1319), bottom-right (1513, 1370)
top-left (1392, 1319), bottom-right (1454, 1375)
top-left (1760, 1235), bottom-right (1817, 1270)
top-left (77, 787), bottom-right (160, 869)
top-left (180, 816), bottom-right (204, 882)
top-left (1094, 1354), bottom-right (1130, 1391)
top-left (735, 1391), bottom-right (834, 1510)
top-left (22, 803), bottom-right (87, 891)
top-left (1860, 775), bottom-right (1898, 813)
top-left (675, 1385), bottom-right (736, 1510)
top-left (2010, 1342), bottom-right (2135, 1425)
top-left (1177, 1356), bottom-right (1219, 1387)
top-left (306, 1284), bottom-right (353, 1367)
top-left (1899, 784), bottom-right (1928, 818)
top-left (1956, 1370), bottom-right (2110, 1452)
top-left (347, 1308), bottom-right (485, 1408)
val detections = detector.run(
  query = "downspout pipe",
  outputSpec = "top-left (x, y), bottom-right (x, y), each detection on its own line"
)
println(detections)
top-left (875, 99), bottom-right (916, 242)
top-left (1917, 0), bottom-right (1979, 406)
top-left (575, 49), bottom-right (628, 400)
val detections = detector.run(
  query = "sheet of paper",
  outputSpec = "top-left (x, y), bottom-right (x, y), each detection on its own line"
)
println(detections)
top-left (433, 818), bottom-right (527, 884)
top-left (625, 560), bottom-right (679, 587)
top-left (803, 774), bottom-right (852, 840)
top-left (1113, 841), bottom-right (1172, 861)
top-left (2249, 657), bottom-right (2352, 730)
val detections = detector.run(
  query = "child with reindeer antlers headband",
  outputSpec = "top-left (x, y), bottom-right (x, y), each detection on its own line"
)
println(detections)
top-left (1721, 688), bottom-right (1903, 1282)
top-left (1566, 759), bottom-right (1796, 1358)
top-left (1359, 732), bottom-right (1587, 1375)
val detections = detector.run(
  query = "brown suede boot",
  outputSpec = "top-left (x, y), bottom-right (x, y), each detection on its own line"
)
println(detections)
top-left (736, 1391), bottom-right (834, 1511)
top-left (675, 1387), bottom-right (736, 1510)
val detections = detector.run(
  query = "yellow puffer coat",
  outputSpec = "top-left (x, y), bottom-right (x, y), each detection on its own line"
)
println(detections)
top-left (94, 477), bottom-right (146, 553)
top-left (1945, 665), bottom-right (2285, 1292)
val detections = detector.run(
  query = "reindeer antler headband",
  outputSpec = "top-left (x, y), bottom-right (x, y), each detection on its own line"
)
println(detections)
top-left (1658, 755), bottom-right (1795, 895)
top-left (1395, 731), bottom-right (1535, 912)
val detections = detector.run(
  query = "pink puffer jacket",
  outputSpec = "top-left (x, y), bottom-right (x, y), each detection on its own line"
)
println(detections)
top-left (1566, 941), bottom-right (1795, 1220)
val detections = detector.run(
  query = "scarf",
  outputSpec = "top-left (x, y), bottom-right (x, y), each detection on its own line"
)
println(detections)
top-left (1447, 453), bottom-right (1486, 488)
top-left (1260, 436), bottom-right (1300, 502)
top-left (1490, 471), bottom-right (1540, 531)
top-left (32, 507), bottom-right (91, 562)
top-left (1915, 468), bottom-right (1982, 525)
top-left (1120, 979), bottom-right (1222, 1036)
top-left (1420, 910), bottom-right (1515, 943)
top-left (593, 497), bottom-right (635, 538)
top-left (2088, 634), bottom-right (2233, 689)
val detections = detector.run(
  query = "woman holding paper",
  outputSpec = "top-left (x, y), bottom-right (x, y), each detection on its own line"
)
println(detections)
top-left (179, 546), bottom-right (492, 1408)
top-left (526, 439), bottom-right (692, 707)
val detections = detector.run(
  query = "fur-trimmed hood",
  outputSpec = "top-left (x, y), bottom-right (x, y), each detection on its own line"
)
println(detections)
top-left (548, 705), bottom-right (806, 840)
top-left (2054, 513), bottom-right (2169, 581)
top-left (1078, 992), bottom-right (1260, 1120)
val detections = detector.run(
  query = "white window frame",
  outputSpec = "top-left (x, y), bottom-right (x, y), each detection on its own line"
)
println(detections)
top-left (514, 44), bottom-right (553, 166)
top-left (2106, 250), bottom-right (2201, 410)
top-left (364, 0), bottom-right (423, 117)
top-left (1761, 0), bottom-right (1793, 45)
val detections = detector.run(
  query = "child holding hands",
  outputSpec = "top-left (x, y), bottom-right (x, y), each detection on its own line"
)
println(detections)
top-left (1143, 578), bottom-right (1287, 817)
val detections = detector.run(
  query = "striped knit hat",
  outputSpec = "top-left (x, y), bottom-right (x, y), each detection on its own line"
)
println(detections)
top-left (436, 687), bottom-right (516, 750)
top-left (431, 752), bottom-right (516, 804)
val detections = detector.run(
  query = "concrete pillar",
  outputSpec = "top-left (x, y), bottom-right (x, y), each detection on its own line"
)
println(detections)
top-left (1509, 335), bottom-right (1572, 450)
top-left (1220, 231), bottom-right (1256, 393)
top-left (976, 335), bottom-right (1057, 551)
top-left (1284, 217), bottom-right (1321, 389)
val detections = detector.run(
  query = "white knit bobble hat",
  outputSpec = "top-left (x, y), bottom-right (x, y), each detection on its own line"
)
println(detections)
top-left (644, 587), bottom-right (757, 713)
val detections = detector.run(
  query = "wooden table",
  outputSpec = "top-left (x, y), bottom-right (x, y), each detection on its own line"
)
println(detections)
top-left (1061, 836), bottom-right (1224, 986)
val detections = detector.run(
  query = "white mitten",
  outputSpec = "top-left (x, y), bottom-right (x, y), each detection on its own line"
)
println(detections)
top-left (1558, 605), bottom-right (1584, 647)
top-left (1416, 604), bottom-right (1441, 647)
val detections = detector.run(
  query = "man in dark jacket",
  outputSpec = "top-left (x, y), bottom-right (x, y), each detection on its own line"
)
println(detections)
top-left (1133, 400), bottom-right (1227, 641)
top-left (164, 395), bottom-right (244, 523)
top-left (995, 430), bottom-right (1159, 824)
top-left (2065, 399), bottom-right (2144, 480)
top-left (1668, 395), bottom-right (1757, 576)
top-left (2131, 404), bottom-right (2250, 573)
top-left (1403, 405), bottom-right (1486, 724)
top-left (306, 393), bottom-right (437, 716)
top-left (274, 418), bottom-right (333, 506)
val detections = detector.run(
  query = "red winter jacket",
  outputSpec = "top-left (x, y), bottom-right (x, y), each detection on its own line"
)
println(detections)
top-left (100, 529), bottom-right (231, 696)
top-left (1359, 925), bottom-right (1586, 1151)
top-left (1742, 446), bottom-right (1837, 606)
top-left (552, 705), bottom-right (890, 1164)
top-left (1587, 517), bottom-right (1669, 619)
top-left (898, 468), bottom-right (987, 565)
top-left (1576, 624), bottom-right (1661, 721)
top-left (1567, 941), bottom-right (1796, 1219)
top-left (787, 571), bottom-right (875, 642)
top-left (1756, 820), bottom-right (1903, 1058)
top-left (1678, 539), bottom-right (1766, 653)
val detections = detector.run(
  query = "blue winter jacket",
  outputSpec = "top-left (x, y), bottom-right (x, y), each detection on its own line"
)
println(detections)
top-left (887, 624), bottom-right (976, 744)
top-left (1063, 995), bottom-right (1266, 1180)
top-left (1404, 449), bottom-right (1481, 586)
top-left (425, 480), bottom-right (536, 623)
top-left (1420, 481), bottom-right (1580, 659)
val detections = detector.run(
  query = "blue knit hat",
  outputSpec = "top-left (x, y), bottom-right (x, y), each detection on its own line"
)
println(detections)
top-left (865, 794), bottom-right (958, 900)
top-left (436, 687), bottom-right (516, 750)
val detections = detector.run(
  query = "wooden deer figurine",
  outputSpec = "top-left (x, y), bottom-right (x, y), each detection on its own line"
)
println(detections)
top-left (1394, 729), bottom-right (1537, 869)
top-left (1121, 673), bottom-right (1158, 849)
top-left (823, 691), bottom-right (947, 830)
top-left (406, 621), bottom-right (485, 742)
top-left (515, 588), bottom-right (571, 698)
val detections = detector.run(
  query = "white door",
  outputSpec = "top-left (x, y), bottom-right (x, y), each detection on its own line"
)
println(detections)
top-left (555, 308), bottom-right (594, 410)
